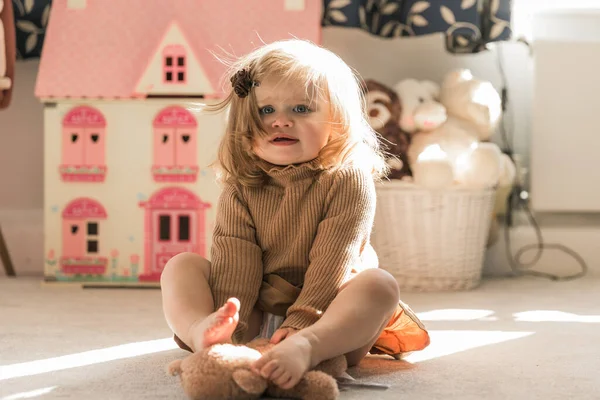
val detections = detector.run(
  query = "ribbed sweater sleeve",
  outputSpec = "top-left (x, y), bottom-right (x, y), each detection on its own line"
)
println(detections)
top-left (280, 167), bottom-right (377, 330)
top-left (208, 183), bottom-right (263, 343)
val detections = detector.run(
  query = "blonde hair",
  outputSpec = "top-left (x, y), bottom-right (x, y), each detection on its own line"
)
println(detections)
top-left (206, 39), bottom-right (389, 187)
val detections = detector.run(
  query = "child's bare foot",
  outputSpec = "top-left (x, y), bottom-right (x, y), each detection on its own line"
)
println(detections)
top-left (189, 298), bottom-right (240, 351)
top-left (251, 332), bottom-right (316, 389)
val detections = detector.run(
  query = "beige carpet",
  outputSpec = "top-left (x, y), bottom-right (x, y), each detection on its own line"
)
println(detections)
top-left (1, 276), bottom-right (598, 400)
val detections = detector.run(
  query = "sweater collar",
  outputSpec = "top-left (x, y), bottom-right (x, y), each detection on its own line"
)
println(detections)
top-left (257, 158), bottom-right (325, 185)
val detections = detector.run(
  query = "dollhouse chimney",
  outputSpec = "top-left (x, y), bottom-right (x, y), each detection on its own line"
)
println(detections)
top-left (285, 0), bottom-right (305, 11)
top-left (67, 0), bottom-right (87, 10)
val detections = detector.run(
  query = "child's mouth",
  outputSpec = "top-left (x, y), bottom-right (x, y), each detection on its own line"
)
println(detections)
top-left (271, 137), bottom-right (299, 146)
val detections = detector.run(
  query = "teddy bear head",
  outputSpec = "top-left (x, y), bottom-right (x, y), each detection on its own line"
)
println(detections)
top-left (363, 79), bottom-right (412, 180)
top-left (439, 69), bottom-right (502, 141)
top-left (168, 342), bottom-right (267, 400)
top-left (394, 79), bottom-right (447, 133)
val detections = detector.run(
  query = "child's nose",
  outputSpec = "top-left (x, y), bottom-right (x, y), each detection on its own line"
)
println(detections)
top-left (272, 115), bottom-right (293, 128)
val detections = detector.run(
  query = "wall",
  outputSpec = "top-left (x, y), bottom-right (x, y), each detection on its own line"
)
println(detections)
top-left (0, 60), bottom-right (44, 209)
top-left (0, 60), bottom-right (44, 276)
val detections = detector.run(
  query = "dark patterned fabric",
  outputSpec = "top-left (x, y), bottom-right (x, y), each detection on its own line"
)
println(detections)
top-left (12, 0), bottom-right (511, 59)
top-left (11, 0), bottom-right (51, 59)
top-left (322, 0), bottom-right (512, 52)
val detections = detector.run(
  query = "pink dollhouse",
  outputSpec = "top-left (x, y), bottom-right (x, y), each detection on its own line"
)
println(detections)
top-left (36, 0), bottom-right (322, 285)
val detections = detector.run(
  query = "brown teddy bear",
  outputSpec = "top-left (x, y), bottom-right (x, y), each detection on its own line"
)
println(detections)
top-left (167, 337), bottom-right (348, 400)
top-left (363, 79), bottom-right (413, 180)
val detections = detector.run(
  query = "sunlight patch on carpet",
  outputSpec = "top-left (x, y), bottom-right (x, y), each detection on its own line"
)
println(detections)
top-left (514, 310), bottom-right (600, 323)
top-left (404, 330), bottom-right (534, 363)
top-left (0, 386), bottom-right (57, 400)
top-left (417, 309), bottom-right (497, 321)
top-left (0, 338), bottom-right (178, 381)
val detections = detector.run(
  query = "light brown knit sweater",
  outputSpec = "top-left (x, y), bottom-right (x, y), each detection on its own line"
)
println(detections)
top-left (208, 159), bottom-right (378, 343)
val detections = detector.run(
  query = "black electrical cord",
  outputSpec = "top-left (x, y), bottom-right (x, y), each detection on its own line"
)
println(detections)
top-left (495, 42), bottom-right (588, 281)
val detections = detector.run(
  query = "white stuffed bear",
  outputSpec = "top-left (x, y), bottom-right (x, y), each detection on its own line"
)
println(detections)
top-left (394, 79), bottom-right (447, 134)
top-left (408, 69), bottom-right (515, 189)
top-left (439, 69), bottom-right (502, 141)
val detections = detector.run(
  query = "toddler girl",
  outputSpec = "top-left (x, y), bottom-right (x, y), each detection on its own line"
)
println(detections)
top-left (160, 39), bottom-right (429, 390)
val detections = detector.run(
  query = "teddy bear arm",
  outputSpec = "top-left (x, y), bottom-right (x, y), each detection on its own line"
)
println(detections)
top-left (232, 369), bottom-right (268, 395)
top-left (313, 355), bottom-right (348, 377)
top-left (166, 359), bottom-right (183, 376)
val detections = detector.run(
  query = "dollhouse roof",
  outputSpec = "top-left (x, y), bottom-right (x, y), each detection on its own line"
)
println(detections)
top-left (35, 0), bottom-right (322, 100)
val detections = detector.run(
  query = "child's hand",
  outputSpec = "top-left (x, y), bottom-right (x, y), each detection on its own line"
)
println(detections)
top-left (270, 327), bottom-right (298, 344)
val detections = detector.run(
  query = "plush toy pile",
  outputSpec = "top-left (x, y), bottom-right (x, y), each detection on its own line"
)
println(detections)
top-left (364, 69), bottom-right (516, 190)
top-left (168, 338), bottom-right (348, 400)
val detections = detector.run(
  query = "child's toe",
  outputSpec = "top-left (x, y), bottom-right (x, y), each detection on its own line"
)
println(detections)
top-left (270, 366), bottom-right (285, 381)
top-left (275, 372), bottom-right (292, 388)
top-left (260, 359), bottom-right (278, 379)
top-left (252, 353), bottom-right (272, 373)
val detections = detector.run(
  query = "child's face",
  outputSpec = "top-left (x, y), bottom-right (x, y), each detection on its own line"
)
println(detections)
top-left (252, 76), bottom-right (332, 166)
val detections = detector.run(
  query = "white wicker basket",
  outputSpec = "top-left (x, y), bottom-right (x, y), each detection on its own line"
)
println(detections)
top-left (372, 180), bottom-right (496, 292)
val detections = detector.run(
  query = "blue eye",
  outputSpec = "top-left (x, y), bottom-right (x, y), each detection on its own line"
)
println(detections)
top-left (293, 105), bottom-right (311, 113)
top-left (259, 106), bottom-right (275, 115)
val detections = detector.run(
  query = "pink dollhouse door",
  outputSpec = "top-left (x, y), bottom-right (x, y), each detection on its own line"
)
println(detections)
top-left (151, 210), bottom-right (197, 275)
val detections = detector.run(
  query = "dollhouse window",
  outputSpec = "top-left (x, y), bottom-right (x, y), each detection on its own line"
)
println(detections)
top-left (87, 222), bottom-right (98, 235)
top-left (61, 106), bottom-right (107, 183)
top-left (152, 106), bottom-right (198, 183)
top-left (60, 198), bottom-right (108, 276)
top-left (178, 215), bottom-right (190, 241)
top-left (159, 215), bottom-right (171, 241)
top-left (87, 240), bottom-right (98, 253)
top-left (87, 221), bottom-right (99, 253)
top-left (163, 45), bottom-right (187, 84)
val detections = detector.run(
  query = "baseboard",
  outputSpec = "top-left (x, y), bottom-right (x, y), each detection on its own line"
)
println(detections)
top-left (0, 209), bottom-right (44, 276)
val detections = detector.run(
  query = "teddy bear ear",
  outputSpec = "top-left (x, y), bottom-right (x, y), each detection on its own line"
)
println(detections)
top-left (166, 360), bottom-right (183, 376)
top-left (233, 369), bottom-right (268, 395)
top-left (393, 78), bottom-right (418, 96)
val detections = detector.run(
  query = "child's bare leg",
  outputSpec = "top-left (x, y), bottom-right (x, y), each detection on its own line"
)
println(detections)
top-left (253, 268), bottom-right (399, 388)
top-left (160, 252), bottom-right (239, 352)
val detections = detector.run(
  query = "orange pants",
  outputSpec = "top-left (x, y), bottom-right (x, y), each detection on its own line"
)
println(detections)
top-left (370, 300), bottom-right (430, 357)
